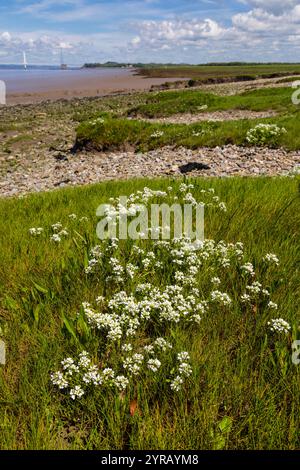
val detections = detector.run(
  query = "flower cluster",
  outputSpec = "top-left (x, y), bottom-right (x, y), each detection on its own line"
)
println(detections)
top-left (51, 351), bottom-right (133, 399)
top-left (150, 131), bottom-right (164, 138)
top-left (264, 253), bottom-right (280, 266)
top-left (29, 227), bottom-right (43, 236)
top-left (50, 222), bottom-right (69, 243)
top-left (246, 124), bottom-right (287, 147)
top-left (170, 352), bottom-right (193, 392)
top-left (48, 185), bottom-right (290, 402)
top-left (90, 117), bottom-right (105, 126)
top-left (267, 318), bottom-right (291, 335)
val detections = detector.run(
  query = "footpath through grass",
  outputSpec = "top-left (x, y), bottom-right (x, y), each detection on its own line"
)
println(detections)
top-left (0, 177), bottom-right (299, 450)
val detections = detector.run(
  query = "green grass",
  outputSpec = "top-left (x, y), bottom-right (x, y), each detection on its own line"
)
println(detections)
top-left (0, 177), bottom-right (300, 450)
top-left (137, 63), bottom-right (300, 81)
top-left (75, 114), bottom-right (300, 152)
top-left (75, 86), bottom-right (300, 152)
top-left (128, 87), bottom-right (294, 118)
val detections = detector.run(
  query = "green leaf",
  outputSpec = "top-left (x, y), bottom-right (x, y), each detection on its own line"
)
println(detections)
top-left (62, 314), bottom-right (79, 343)
top-left (33, 282), bottom-right (48, 294)
top-left (213, 435), bottom-right (226, 450)
top-left (219, 416), bottom-right (233, 434)
top-left (33, 304), bottom-right (41, 325)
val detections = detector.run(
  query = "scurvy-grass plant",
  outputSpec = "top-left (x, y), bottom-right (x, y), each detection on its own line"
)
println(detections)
top-left (246, 124), bottom-right (287, 147)
top-left (44, 184), bottom-right (292, 402)
top-left (1, 177), bottom-right (299, 449)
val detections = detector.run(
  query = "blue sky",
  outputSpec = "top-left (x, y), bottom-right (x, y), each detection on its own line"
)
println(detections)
top-left (0, 0), bottom-right (300, 64)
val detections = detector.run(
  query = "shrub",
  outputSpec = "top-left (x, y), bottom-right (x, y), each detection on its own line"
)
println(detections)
top-left (246, 123), bottom-right (287, 147)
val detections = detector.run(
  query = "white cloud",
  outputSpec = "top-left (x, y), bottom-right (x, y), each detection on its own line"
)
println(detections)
top-left (241, 1), bottom-right (300, 15)
top-left (131, 36), bottom-right (141, 46)
top-left (2, 1), bottom-right (300, 63)
top-left (131, 18), bottom-right (225, 50)
top-left (125, 1), bottom-right (300, 61)
top-left (1, 32), bottom-right (12, 42)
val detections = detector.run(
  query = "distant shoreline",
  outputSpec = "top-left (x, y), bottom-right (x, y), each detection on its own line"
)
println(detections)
top-left (1, 68), bottom-right (185, 106)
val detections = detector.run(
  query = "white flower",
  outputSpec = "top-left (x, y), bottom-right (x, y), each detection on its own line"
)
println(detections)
top-left (150, 131), bottom-right (164, 138)
top-left (68, 213), bottom-right (77, 220)
top-left (246, 124), bottom-right (287, 146)
top-left (218, 202), bottom-right (227, 212)
top-left (178, 362), bottom-right (193, 377)
top-left (78, 351), bottom-right (91, 368)
top-left (144, 345), bottom-right (155, 355)
top-left (268, 318), bottom-right (291, 335)
top-left (102, 368), bottom-right (115, 381)
top-left (191, 313), bottom-right (202, 324)
top-left (52, 222), bottom-right (62, 232)
top-left (177, 352), bottom-right (190, 362)
top-left (246, 282), bottom-right (262, 295)
top-left (147, 358), bottom-right (161, 372)
top-left (114, 375), bottom-right (129, 391)
top-left (90, 117), bottom-right (105, 126)
top-left (59, 229), bottom-right (68, 237)
top-left (170, 375), bottom-right (184, 392)
top-left (211, 290), bottom-right (232, 306)
top-left (268, 301), bottom-right (278, 310)
top-left (211, 277), bottom-right (221, 286)
top-left (154, 338), bottom-right (173, 351)
top-left (241, 263), bottom-right (255, 276)
top-left (50, 234), bottom-right (61, 243)
top-left (126, 263), bottom-right (138, 279)
top-left (241, 293), bottom-right (251, 303)
top-left (61, 357), bottom-right (75, 369)
top-left (264, 253), bottom-right (279, 266)
top-left (29, 227), bottom-right (43, 236)
top-left (50, 371), bottom-right (68, 389)
top-left (123, 354), bottom-right (144, 375)
top-left (70, 385), bottom-right (85, 400)
top-left (82, 366), bottom-right (102, 385)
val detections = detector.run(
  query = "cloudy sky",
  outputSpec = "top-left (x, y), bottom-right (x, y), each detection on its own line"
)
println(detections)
top-left (0, 0), bottom-right (300, 65)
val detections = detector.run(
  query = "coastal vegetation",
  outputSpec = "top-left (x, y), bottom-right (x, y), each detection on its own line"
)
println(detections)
top-left (1, 68), bottom-right (300, 450)
top-left (136, 63), bottom-right (300, 83)
top-left (0, 177), bottom-right (299, 449)
top-left (75, 86), bottom-right (300, 152)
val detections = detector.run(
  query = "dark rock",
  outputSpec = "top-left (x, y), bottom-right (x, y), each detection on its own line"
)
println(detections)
top-left (179, 162), bottom-right (211, 174)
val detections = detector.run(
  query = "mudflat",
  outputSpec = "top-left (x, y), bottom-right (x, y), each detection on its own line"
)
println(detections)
top-left (2, 68), bottom-right (185, 105)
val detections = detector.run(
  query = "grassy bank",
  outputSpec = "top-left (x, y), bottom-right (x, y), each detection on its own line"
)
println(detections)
top-left (75, 86), bottom-right (300, 152)
top-left (137, 63), bottom-right (300, 81)
top-left (0, 177), bottom-right (300, 449)
top-left (127, 87), bottom-right (294, 117)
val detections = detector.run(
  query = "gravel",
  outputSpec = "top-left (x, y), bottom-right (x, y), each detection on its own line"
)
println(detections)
top-left (1, 145), bottom-right (299, 198)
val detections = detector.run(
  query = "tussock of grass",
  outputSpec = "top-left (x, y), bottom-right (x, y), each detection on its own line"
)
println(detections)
top-left (128, 87), bottom-right (293, 118)
top-left (0, 177), bottom-right (299, 450)
top-left (75, 114), bottom-right (300, 152)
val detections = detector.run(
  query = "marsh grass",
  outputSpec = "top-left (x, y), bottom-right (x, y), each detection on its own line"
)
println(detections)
top-left (137, 63), bottom-right (300, 81)
top-left (127, 87), bottom-right (294, 118)
top-left (75, 87), bottom-right (300, 152)
top-left (0, 177), bottom-right (299, 450)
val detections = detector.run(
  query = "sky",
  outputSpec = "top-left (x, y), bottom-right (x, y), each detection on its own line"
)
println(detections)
top-left (0, 0), bottom-right (300, 65)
